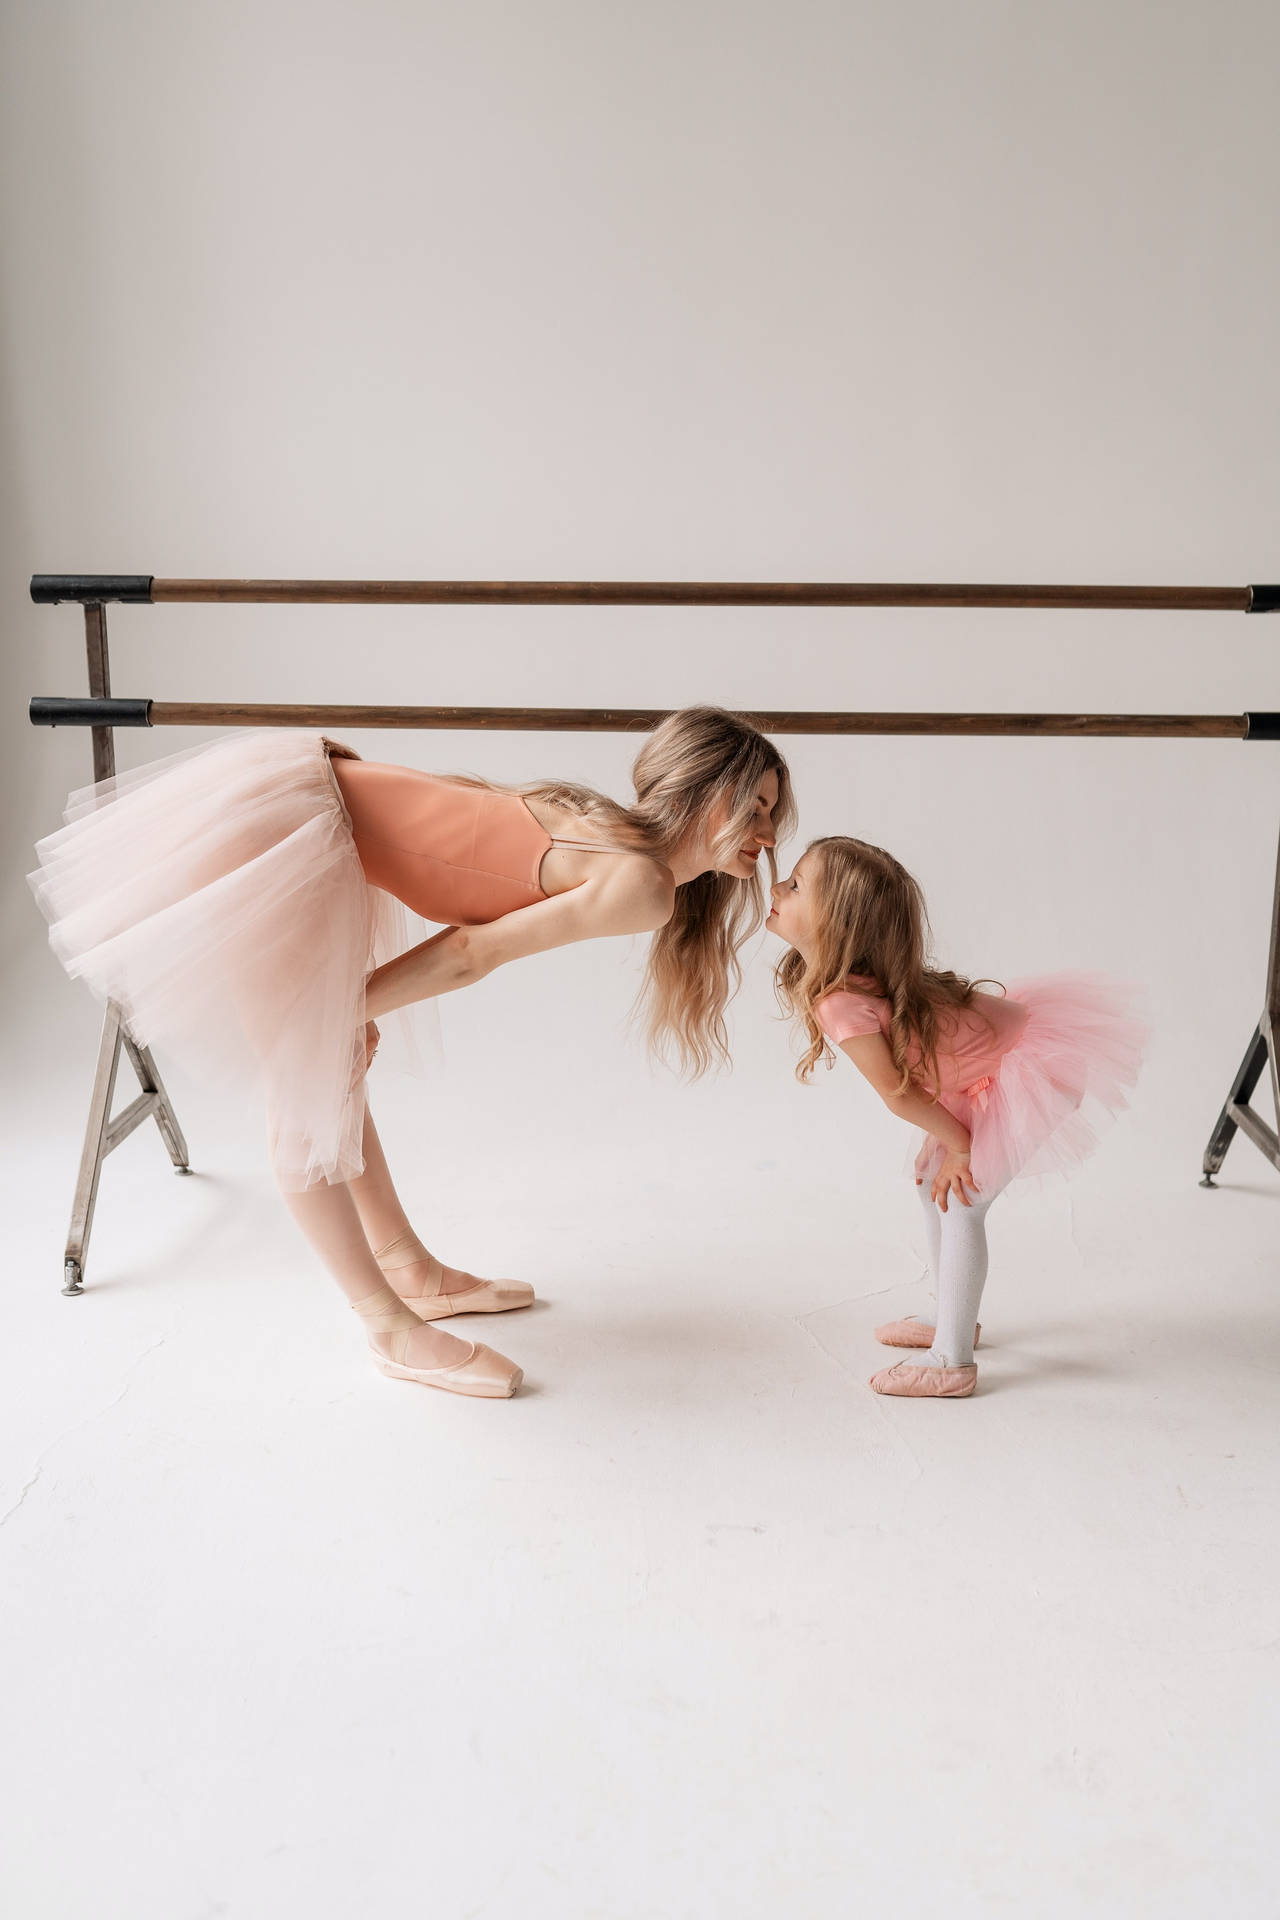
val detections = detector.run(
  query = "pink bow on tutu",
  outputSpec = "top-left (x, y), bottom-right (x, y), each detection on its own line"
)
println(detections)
top-left (964, 1074), bottom-right (994, 1112)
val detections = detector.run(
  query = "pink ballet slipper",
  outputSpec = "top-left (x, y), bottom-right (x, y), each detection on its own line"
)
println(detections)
top-left (869, 1359), bottom-right (978, 1398)
top-left (875, 1316), bottom-right (981, 1349)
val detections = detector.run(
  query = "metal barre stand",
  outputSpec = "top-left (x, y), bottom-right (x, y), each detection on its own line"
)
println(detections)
top-left (28, 572), bottom-right (1280, 1295)
top-left (49, 598), bottom-right (192, 1297)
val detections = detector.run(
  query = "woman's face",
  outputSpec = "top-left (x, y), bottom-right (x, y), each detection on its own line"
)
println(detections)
top-left (766, 850), bottom-right (819, 950)
top-left (702, 766), bottom-right (780, 879)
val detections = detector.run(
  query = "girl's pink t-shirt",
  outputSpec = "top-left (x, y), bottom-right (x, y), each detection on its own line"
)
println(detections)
top-left (815, 973), bottom-right (1029, 1095)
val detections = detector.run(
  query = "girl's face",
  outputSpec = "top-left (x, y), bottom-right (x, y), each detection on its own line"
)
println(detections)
top-left (703, 767), bottom-right (780, 879)
top-left (766, 851), bottom-right (819, 950)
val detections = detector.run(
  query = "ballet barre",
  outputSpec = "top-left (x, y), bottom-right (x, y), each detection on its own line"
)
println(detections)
top-left (27, 571), bottom-right (1280, 1298)
top-left (27, 574), bottom-right (1280, 610)
top-left (26, 697), bottom-right (1280, 739)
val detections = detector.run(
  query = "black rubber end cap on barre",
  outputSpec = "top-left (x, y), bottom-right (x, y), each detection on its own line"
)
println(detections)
top-left (1245, 713), bottom-right (1280, 740)
top-left (30, 575), bottom-right (155, 605)
top-left (30, 697), bottom-right (153, 727)
top-left (1247, 585), bottom-right (1280, 613)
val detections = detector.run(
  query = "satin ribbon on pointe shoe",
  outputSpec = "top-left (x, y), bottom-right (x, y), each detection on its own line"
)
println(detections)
top-left (350, 1291), bottom-right (523, 1398)
top-left (373, 1230), bottom-right (535, 1321)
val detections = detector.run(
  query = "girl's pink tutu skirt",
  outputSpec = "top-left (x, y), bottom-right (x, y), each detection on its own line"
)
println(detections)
top-left (916, 974), bottom-right (1149, 1195)
top-left (28, 731), bottom-right (426, 1192)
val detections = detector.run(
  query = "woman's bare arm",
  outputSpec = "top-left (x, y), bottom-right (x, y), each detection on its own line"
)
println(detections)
top-left (364, 859), bottom-right (675, 1019)
top-left (364, 926), bottom-right (464, 1018)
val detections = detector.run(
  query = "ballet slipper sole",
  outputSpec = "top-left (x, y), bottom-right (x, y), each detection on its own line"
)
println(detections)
top-left (407, 1281), bottom-right (536, 1322)
top-left (869, 1361), bottom-right (978, 1398)
top-left (372, 1351), bottom-right (524, 1399)
top-left (875, 1318), bottom-right (981, 1350)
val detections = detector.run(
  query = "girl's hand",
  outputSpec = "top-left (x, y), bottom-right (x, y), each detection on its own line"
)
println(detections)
top-left (931, 1150), bottom-right (980, 1213)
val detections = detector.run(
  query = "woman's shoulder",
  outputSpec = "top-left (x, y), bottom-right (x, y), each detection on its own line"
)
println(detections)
top-left (541, 833), bottom-right (674, 925)
top-left (568, 851), bottom-right (673, 936)
top-left (612, 850), bottom-right (677, 920)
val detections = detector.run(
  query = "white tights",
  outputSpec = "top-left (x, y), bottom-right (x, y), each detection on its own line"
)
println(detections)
top-left (916, 1174), bottom-right (1005, 1368)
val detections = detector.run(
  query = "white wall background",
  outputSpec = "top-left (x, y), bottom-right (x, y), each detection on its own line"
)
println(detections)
top-left (3, 0), bottom-right (1277, 1166)
top-left (2, 7), bottom-right (1278, 1916)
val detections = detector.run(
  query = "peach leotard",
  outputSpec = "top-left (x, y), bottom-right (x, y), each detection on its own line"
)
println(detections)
top-left (329, 752), bottom-right (627, 924)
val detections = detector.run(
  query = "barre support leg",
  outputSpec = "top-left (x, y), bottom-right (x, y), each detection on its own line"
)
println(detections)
top-left (121, 1034), bottom-right (191, 1174)
top-left (84, 601), bottom-right (115, 785)
top-left (61, 600), bottom-right (194, 1293)
top-left (64, 1005), bottom-right (124, 1293)
top-left (1200, 1026), bottom-right (1278, 1184)
top-left (62, 1006), bottom-right (195, 1294)
top-left (1201, 817), bottom-right (1280, 1186)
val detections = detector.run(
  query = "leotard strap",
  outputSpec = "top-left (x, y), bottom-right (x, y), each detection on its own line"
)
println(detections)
top-left (548, 834), bottom-right (631, 854)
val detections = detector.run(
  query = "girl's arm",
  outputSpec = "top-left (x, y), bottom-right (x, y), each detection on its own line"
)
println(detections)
top-left (836, 1031), bottom-right (978, 1211)
top-left (365, 857), bottom-right (675, 1019)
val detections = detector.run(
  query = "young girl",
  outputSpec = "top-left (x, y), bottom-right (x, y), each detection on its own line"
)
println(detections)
top-left (31, 707), bottom-right (794, 1400)
top-left (768, 836), bottom-right (1146, 1398)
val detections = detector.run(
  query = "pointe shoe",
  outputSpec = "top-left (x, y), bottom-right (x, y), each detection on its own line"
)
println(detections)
top-left (373, 1340), bottom-right (523, 1400)
top-left (875, 1316), bottom-right (981, 1349)
top-left (869, 1359), bottom-right (978, 1398)
top-left (374, 1231), bottom-right (535, 1321)
top-left (351, 1290), bottom-right (524, 1398)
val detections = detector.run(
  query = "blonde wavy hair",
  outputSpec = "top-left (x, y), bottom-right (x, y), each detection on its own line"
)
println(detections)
top-left (774, 836), bottom-right (1004, 1092)
top-left (448, 706), bottom-right (796, 1075)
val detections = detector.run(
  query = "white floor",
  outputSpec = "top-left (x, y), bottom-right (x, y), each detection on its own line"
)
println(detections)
top-left (3, 985), bottom-right (1277, 1919)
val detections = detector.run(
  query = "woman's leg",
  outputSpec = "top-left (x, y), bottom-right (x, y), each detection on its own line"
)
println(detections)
top-left (346, 1100), bottom-right (420, 1256)
top-left (279, 1175), bottom-right (484, 1370)
top-left (347, 1100), bottom-right (532, 1315)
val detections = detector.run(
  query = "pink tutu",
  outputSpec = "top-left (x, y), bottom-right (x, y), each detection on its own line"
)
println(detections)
top-left (914, 972), bottom-right (1149, 1195)
top-left (28, 730), bottom-right (429, 1191)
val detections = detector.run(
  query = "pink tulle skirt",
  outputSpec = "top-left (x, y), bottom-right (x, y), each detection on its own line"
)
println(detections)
top-left (28, 730), bottom-right (427, 1191)
top-left (914, 973), bottom-right (1149, 1196)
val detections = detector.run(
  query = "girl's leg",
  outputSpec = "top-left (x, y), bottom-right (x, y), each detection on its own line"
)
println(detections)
top-left (279, 1175), bottom-right (491, 1371)
top-left (923, 1189), bottom-right (998, 1368)
top-left (917, 1174), bottom-right (943, 1296)
top-left (347, 1100), bottom-right (532, 1315)
top-left (875, 1183), bottom-right (985, 1351)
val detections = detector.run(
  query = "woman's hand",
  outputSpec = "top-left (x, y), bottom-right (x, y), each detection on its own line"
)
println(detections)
top-left (348, 1020), bottom-right (380, 1092)
top-left (346, 1020), bottom-right (380, 1094)
top-left (931, 1149), bottom-right (980, 1213)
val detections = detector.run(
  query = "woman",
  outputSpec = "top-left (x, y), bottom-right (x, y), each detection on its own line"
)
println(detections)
top-left (31, 707), bottom-right (795, 1399)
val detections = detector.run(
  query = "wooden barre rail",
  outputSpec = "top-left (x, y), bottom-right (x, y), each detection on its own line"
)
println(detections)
top-left (28, 575), bottom-right (1280, 611)
top-left (150, 704), bottom-right (1253, 737)
top-left (30, 698), bottom-right (1279, 738)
